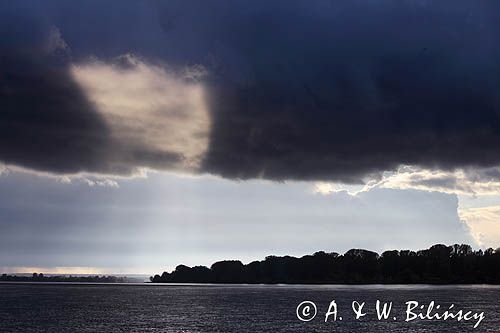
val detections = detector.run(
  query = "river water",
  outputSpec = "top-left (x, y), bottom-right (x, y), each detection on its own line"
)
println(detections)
top-left (0, 283), bottom-right (498, 332)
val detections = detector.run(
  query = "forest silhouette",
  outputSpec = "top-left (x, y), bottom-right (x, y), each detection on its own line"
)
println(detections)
top-left (0, 273), bottom-right (128, 283)
top-left (151, 244), bottom-right (500, 284)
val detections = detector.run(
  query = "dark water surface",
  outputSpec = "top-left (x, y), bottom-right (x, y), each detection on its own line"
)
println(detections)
top-left (0, 283), bottom-right (498, 332)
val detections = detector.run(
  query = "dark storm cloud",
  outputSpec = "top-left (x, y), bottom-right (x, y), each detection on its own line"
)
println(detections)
top-left (0, 4), bottom-right (111, 174)
top-left (3, 1), bottom-right (500, 181)
top-left (192, 1), bottom-right (500, 182)
top-left (0, 2), bottom-right (185, 175)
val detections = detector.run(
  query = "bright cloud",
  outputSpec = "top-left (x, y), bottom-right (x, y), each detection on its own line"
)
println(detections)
top-left (71, 55), bottom-right (211, 174)
top-left (459, 206), bottom-right (500, 249)
top-left (317, 165), bottom-right (500, 249)
top-left (376, 167), bottom-right (500, 196)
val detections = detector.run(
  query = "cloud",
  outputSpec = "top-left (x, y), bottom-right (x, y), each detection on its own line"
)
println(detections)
top-left (3, 1), bottom-right (500, 182)
top-left (459, 206), bottom-right (500, 249)
top-left (316, 165), bottom-right (500, 249)
top-left (192, 1), bottom-right (500, 181)
top-left (80, 178), bottom-right (119, 188)
top-left (46, 26), bottom-right (68, 53)
top-left (370, 166), bottom-right (500, 196)
top-left (0, 164), bottom-right (7, 176)
top-left (71, 55), bottom-right (211, 174)
top-left (0, 6), bottom-right (210, 177)
top-left (0, 7), bottom-right (111, 175)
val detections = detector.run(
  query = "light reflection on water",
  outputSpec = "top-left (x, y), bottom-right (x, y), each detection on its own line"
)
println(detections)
top-left (0, 283), bottom-right (498, 332)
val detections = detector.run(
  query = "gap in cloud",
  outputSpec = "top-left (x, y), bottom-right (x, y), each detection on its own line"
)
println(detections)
top-left (70, 54), bottom-right (212, 176)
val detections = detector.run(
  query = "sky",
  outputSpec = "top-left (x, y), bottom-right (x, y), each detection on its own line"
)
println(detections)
top-left (1, 1), bottom-right (500, 274)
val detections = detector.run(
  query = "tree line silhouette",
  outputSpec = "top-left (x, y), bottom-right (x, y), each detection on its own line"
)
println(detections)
top-left (151, 244), bottom-right (500, 284)
top-left (0, 273), bottom-right (128, 283)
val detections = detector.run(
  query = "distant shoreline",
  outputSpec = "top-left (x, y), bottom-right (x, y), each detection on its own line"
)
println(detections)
top-left (0, 274), bottom-right (141, 283)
